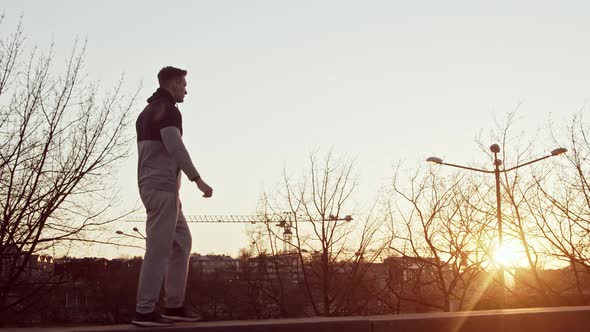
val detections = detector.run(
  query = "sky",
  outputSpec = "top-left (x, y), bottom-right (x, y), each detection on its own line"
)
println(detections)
top-left (2, 1), bottom-right (590, 258)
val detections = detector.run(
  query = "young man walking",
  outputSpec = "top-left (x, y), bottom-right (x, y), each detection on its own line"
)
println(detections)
top-left (132, 66), bottom-right (213, 327)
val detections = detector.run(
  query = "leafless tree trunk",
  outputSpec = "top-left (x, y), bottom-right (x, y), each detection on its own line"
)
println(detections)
top-left (0, 16), bottom-right (139, 315)
top-left (258, 151), bottom-right (387, 316)
top-left (527, 113), bottom-right (590, 301)
top-left (386, 164), bottom-right (496, 312)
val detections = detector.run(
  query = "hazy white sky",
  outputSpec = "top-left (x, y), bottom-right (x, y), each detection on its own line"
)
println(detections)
top-left (3, 1), bottom-right (589, 258)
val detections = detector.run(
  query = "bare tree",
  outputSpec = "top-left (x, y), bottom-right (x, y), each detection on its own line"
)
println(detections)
top-left (383, 163), bottom-right (498, 312)
top-left (0, 16), bottom-right (139, 315)
top-left (526, 113), bottom-right (590, 301)
top-left (480, 115), bottom-right (561, 305)
top-left (383, 112), bottom-right (579, 312)
top-left (257, 151), bottom-right (387, 316)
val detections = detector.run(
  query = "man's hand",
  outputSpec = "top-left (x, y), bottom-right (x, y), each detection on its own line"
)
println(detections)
top-left (195, 178), bottom-right (213, 198)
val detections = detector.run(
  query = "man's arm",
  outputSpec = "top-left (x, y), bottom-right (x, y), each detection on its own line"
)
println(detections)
top-left (160, 120), bottom-right (213, 197)
top-left (160, 126), bottom-right (200, 181)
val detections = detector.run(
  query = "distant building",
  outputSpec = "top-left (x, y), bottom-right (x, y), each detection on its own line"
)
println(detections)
top-left (0, 244), bottom-right (55, 280)
top-left (383, 255), bottom-right (450, 284)
top-left (242, 252), bottom-right (303, 285)
top-left (190, 254), bottom-right (239, 280)
top-left (362, 255), bottom-right (456, 313)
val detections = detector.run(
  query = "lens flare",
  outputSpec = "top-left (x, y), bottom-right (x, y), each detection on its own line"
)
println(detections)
top-left (494, 241), bottom-right (527, 267)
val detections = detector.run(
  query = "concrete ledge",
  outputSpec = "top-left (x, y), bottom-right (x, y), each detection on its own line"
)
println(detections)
top-left (5, 306), bottom-right (590, 332)
top-left (372, 306), bottom-right (590, 332)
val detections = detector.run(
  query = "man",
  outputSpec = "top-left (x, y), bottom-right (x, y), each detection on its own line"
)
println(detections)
top-left (132, 66), bottom-right (213, 327)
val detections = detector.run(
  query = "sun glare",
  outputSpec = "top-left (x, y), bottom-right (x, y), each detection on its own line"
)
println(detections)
top-left (493, 241), bottom-right (528, 268)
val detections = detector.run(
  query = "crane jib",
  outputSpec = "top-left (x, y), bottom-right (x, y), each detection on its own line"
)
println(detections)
top-left (125, 213), bottom-right (353, 224)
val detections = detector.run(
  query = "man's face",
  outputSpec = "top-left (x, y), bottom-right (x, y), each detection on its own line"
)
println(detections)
top-left (173, 76), bottom-right (188, 103)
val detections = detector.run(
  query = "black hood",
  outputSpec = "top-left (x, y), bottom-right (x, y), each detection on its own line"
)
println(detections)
top-left (147, 88), bottom-right (176, 104)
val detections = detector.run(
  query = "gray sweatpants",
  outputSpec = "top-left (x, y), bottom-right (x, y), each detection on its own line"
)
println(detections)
top-left (136, 188), bottom-right (192, 314)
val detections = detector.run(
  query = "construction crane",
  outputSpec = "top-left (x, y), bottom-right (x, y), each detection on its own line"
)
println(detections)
top-left (126, 212), bottom-right (353, 252)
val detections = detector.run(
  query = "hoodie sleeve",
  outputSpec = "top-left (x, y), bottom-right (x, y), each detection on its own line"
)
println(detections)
top-left (160, 127), bottom-right (200, 181)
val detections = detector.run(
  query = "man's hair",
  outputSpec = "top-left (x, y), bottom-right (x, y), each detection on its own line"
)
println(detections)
top-left (157, 66), bottom-right (187, 87)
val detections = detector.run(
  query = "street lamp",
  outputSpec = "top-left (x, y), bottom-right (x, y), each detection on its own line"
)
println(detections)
top-left (115, 227), bottom-right (146, 240)
top-left (426, 144), bottom-right (566, 309)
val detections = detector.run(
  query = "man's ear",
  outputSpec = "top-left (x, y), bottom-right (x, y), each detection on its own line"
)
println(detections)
top-left (174, 77), bottom-right (183, 88)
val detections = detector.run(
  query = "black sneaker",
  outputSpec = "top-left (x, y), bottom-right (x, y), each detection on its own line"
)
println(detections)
top-left (131, 311), bottom-right (175, 327)
top-left (161, 306), bottom-right (203, 322)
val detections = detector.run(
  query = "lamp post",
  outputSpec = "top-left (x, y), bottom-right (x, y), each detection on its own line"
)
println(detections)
top-left (115, 227), bottom-right (146, 240)
top-left (427, 145), bottom-right (566, 309)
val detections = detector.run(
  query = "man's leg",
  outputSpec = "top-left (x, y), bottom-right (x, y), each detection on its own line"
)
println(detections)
top-left (136, 188), bottom-right (179, 314)
top-left (163, 199), bottom-right (192, 309)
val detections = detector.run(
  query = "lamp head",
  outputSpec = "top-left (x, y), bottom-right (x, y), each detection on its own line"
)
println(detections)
top-left (490, 144), bottom-right (500, 153)
top-left (551, 147), bottom-right (567, 156)
top-left (426, 157), bottom-right (443, 165)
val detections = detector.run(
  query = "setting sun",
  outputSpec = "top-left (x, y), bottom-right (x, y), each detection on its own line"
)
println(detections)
top-left (494, 241), bottom-right (528, 268)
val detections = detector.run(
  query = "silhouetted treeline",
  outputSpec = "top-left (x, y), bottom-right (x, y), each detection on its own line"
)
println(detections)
top-left (2, 251), bottom-right (590, 326)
